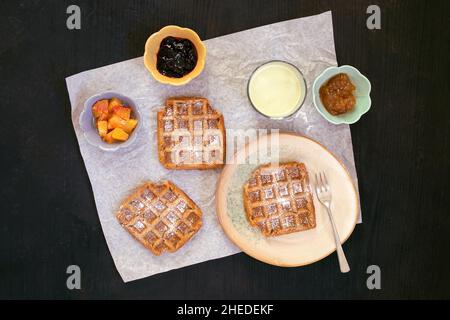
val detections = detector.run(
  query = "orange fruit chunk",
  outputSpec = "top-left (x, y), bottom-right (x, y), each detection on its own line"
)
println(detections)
top-left (104, 131), bottom-right (115, 144)
top-left (123, 119), bottom-right (138, 134)
top-left (97, 120), bottom-right (108, 137)
top-left (108, 98), bottom-right (122, 112)
top-left (108, 115), bottom-right (127, 130)
top-left (92, 100), bottom-right (109, 120)
top-left (111, 128), bottom-right (129, 141)
top-left (112, 106), bottom-right (131, 121)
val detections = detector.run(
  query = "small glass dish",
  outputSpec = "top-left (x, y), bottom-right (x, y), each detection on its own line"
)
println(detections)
top-left (79, 91), bottom-right (141, 152)
top-left (312, 65), bottom-right (371, 125)
top-left (247, 60), bottom-right (307, 120)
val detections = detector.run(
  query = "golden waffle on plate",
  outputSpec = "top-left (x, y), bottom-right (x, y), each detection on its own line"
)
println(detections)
top-left (243, 162), bottom-right (316, 237)
top-left (157, 97), bottom-right (225, 169)
top-left (116, 180), bottom-right (202, 255)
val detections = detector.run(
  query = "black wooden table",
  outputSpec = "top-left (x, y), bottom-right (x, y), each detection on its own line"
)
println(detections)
top-left (1, 0), bottom-right (449, 299)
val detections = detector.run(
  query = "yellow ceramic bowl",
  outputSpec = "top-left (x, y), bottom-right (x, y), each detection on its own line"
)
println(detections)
top-left (143, 25), bottom-right (206, 86)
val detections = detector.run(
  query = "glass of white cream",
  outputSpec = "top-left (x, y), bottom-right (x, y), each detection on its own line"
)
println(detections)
top-left (247, 61), bottom-right (307, 119)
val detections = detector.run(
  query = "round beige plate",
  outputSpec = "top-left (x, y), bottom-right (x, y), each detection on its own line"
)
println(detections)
top-left (216, 132), bottom-right (359, 267)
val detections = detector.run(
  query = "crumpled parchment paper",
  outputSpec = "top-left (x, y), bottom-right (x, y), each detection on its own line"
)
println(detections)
top-left (66, 11), bottom-right (360, 282)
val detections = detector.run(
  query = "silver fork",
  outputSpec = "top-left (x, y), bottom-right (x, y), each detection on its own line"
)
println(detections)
top-left (314, 172), bottom-right (350, 273)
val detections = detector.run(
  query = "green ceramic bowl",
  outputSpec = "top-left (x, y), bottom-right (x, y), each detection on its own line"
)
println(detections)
top-left (312, 65), bottom-right (371, 125)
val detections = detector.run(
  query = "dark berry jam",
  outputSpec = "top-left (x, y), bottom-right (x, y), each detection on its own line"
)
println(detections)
top-left (156, 37), bottom-right (198, 78)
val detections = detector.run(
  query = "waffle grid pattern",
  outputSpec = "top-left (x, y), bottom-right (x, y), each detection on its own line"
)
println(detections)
top-left (243, 162), bottom-right (316, 236)
top-left (157, 97), bottom-right (225, 169)
top-left (116, 181), bottom-right (202, 255)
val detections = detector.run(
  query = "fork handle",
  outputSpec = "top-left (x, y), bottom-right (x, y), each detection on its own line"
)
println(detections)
top-left (325, 207), bottom-right (350, 273)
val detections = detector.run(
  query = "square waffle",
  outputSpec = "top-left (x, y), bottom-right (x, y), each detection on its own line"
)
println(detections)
top-left (157, 97), bottom-right (225, 169)
top-left (116, 180), bottom-right (202, 255)
top-left (243, 162), bottom-right (316, 237)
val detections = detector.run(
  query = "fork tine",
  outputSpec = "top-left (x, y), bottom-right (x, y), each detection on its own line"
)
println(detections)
top-left (322, 172), bottom-right (330, 190)
top-left (319, 172), bottom-right (325, 192)
top-left (314, 173), bottom-right (320, 194)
